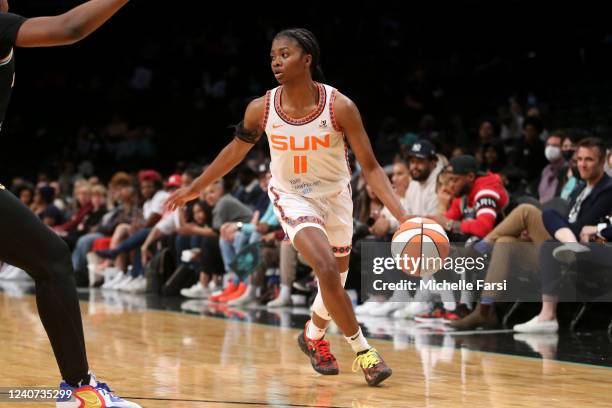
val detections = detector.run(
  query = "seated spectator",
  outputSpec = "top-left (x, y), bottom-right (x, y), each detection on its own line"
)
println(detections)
top-left (530, 131), bottom-right (572, 204)
top-left (508, 117), bottom-right (547, 182)
top-left (476, 141), bottom-right (506, 174)
top-left (369, 158), bottom-right (410, 238)
top-left (33, 185), bottom-right (64, 227)
top-left (12, 183), bottom-right (34, 207)
top-left (428, 155), bottom-right (508, 239)
top-left (233, 164), bottom-right (266, 212)
top-left (54, 182), bottom-right (94, 248)
top-left (200, 179), bottom-right (254, 302)
top-left (514, 138), bottom-right (612, 333)
top-left (177, 199), bottom-right (223, 299)
top-left (477, 120), bottom-right (498, 145)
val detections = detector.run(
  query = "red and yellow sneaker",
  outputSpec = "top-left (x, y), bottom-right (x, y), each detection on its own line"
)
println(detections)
top-left (209, 281), bottom-right (237, 303)
top-left (352, 348), bottom-right (392, 386)
top-left (414, 304), bottom-right (447, 323)
top-left (443, 304), bottom-right (471, 322)
top-left (297, 322), bottom-right (339, 375)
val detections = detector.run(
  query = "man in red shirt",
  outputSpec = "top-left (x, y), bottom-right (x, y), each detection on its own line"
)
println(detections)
top-left (430, 155), bottom-right (509, 238)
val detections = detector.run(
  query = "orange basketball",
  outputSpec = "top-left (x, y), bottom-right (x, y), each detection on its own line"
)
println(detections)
top-left (391, 217), bottom-right (450, 277)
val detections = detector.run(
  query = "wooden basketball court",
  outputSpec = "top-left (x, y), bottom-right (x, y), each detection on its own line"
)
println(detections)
top-left (1, 290), bottom-right (610, 407)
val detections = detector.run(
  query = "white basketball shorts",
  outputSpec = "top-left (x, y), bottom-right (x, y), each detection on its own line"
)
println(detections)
top-left (268, 185), bottom-right (353, 257)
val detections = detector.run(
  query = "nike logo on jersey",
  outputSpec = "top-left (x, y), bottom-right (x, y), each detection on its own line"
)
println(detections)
top-left (272, 123), bottom-right (284, 129)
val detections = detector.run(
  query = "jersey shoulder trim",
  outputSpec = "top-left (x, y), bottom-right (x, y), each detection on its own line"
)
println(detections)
top-left (329, 88), bottom-right (342, 132)
top-left (260, 90), bottom-right (272, 130)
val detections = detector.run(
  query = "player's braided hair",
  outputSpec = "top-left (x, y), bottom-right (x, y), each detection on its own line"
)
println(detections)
top-left (274, 28), bottom-right (325, 82)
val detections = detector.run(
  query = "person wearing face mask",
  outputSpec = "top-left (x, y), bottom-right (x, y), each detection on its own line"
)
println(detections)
top-left (605, 148), bottom-right (612, 177)
top-left (535, 132), bottom-right (569, 204)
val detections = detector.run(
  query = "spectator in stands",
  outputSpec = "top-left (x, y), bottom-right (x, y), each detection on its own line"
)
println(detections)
top-left (13, 183), bottom-right (34, 207)
top-left (233, 164), bottom-right (266, 211)
top-left (177, 199), bottom-right (224, 298)
top-left (33, 185), bottom-right (64, 227)
top-left (107, 171), bottom-right (133, 209)
top-left (54, 182), bottom-right (94, 248)
top-left (531, 132), bottom-right (570, 204)
top-left (478, 120), bottom-right (498, 145)
top-left (428, 155), bottom-right (508, 239)
top-left (476, 141), bottom-right (506, 174)
top-left (369, 158), bottom-right (410, 238)
top-left (201, 179), bottom-right (254, 302)
top-left (509, 117), bottom-right (547, 182)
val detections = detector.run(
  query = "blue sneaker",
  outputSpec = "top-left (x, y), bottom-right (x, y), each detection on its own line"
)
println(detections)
top-left (56, 372), bottom-right (141, 407)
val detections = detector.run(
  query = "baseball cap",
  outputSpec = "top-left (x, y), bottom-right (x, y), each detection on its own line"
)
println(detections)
top-left (408, 139), bottom-right (437, 159)
top-left (165, 174), bottom-right (182, 187)
top-left (448, 155), bottom-right (484, 175)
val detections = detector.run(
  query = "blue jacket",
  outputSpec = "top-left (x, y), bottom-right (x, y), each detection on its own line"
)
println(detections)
top-left (563, 173), bottom-right (612, 237)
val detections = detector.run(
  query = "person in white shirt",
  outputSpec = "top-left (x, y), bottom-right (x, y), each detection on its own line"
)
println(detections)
top-left (364, 140), bottom-right (445, 317)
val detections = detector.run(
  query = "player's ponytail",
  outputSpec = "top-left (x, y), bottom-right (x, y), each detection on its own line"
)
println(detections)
top-left (275, 28), bottom-right (325, 82)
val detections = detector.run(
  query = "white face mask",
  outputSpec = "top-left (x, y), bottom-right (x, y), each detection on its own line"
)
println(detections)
top-left (545, 145), bottom-right (562, 162)
top-left (605, 162), bottom-right (612, 177)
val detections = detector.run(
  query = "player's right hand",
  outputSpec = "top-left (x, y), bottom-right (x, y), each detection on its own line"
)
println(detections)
top-left (166, 186), bottom-right (199, 212)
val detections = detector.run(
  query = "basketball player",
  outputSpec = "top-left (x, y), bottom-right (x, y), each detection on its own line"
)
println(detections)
top-left (167, 28), bottom-right (408, 386)
top-left (0, 1), bottom-right (140, 406)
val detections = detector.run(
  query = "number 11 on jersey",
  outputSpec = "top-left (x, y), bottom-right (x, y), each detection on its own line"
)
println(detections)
top-left (293, 155), bottom-right (307, 174)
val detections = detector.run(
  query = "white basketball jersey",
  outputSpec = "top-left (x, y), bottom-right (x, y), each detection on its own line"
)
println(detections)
top-left (263, 83), bottom-right (351, 198)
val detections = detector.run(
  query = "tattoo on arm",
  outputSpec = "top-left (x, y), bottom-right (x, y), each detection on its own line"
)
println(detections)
top-left (234, 121), bottom-right (261, 144)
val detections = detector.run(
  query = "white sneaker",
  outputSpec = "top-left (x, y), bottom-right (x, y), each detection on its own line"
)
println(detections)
top-left (355, 300), bottom-right (383, 315)
top-left (128, 276), bottom-right (148, 294)
top-left (102, 270), bottom-right (125, 290)
top-left (513, 315), bottom-right (559, 333)
top-left (1, 265), bottom-right (30, 281)
top-left (115, 275), bottom-right (135, 292)
top-left (267, 296), bottom-right (292, 308)
top-left (393, 302), bottom-right (432, 319)
top-left (227, 289), bottom-right (256, 306)
top-left (369, 301), bottom-right (404, 317)
top-left (180, 282), bottom-right (210, 299)
top-left (553, 242), bottom-right (590, 264)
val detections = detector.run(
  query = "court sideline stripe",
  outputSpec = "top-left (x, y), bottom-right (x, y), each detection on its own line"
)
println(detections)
top-left (125, 395), bottom-right (350, 407)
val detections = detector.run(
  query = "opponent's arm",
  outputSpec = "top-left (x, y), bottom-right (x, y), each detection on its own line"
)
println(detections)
top-left (15, 0), bottom-right (129, 47)
top-left (166, 97), bottom-right (265, 210)
top-left (334, 92), bottom-right (407, 222)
